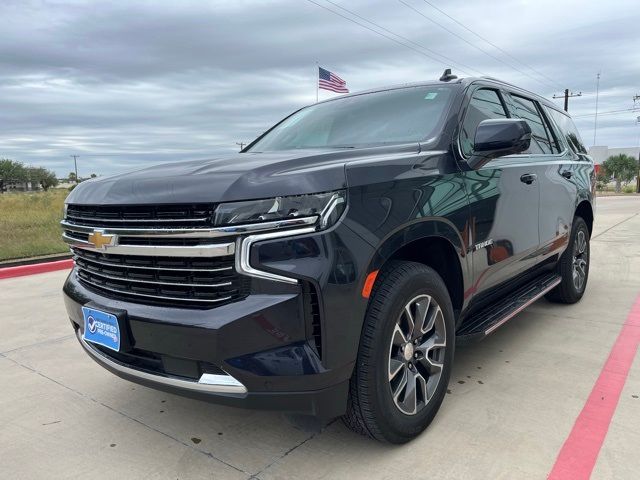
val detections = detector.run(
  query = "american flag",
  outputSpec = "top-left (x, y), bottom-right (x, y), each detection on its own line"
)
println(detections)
top-left (318, 67), bottom-right (349, 93)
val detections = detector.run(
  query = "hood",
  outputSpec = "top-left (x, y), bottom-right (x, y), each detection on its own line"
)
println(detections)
top-left (66, 145), bottom-right (418, 205)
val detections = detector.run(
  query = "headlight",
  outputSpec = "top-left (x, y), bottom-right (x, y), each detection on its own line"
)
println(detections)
top-left (214, 190), bottom-right (346, 229)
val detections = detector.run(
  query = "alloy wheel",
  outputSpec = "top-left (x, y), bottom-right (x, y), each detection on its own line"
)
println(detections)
top-left (572, 229), bottom-right (588, 292)
top-left (387, 294), bottom-right (447, 415)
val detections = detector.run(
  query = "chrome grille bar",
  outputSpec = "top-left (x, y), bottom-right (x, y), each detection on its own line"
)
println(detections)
top-left (75, 267), bottom-right (233, 288)
top-left (66, 214), bottom-right (212, 224)
top-left (61, 216), bottom-right (318, 239)
top-left (63, 232), bottom-right (235, 258)
top-left (73, 253), bottom-right (233, 273)
top-left (76, 271), bottom-right (234, 304)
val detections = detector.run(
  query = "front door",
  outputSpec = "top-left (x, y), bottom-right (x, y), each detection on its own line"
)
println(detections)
top-left (458, 86), bottom-right (541, 297)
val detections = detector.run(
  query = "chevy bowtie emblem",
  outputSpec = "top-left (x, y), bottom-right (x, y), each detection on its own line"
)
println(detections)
top-left (87, 230), bottom-right (115, 249)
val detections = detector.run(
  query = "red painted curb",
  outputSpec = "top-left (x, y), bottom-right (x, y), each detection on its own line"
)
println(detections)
top-left (548, 294), bottom-right (640, 479)
top-left (0, 259), bottom-right (74, 280)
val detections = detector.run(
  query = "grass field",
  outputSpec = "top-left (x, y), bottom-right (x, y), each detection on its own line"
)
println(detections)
top-left (0, 189), bottom-right (69, 261)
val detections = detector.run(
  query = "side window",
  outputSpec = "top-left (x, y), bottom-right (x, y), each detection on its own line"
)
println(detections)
top-left (545, 107), bottom-right (588, 155)
top-left (508, 95), bottom-right (558, 154)
top-left (540, 108), bottom-right (562, 154)
top-left (460, 88), bottom-right (508, 157)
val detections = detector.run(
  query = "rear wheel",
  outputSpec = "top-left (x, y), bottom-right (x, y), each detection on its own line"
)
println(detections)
top-left (342, 261), bottom-right (455, 443)
top-left (546, 216), bottom-right (590, 304)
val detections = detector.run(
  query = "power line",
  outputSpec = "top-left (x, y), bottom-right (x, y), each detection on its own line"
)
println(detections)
top-left (398, 0), bottom-right (559, 91)
top-left (305, 0), bottom-right (481, 76)
top-left (419, 0), bottom-right (563, 90)
top-left (573, 107), bottom-right (640, 118)
top-left (321, 0), bottom-right (485, 75)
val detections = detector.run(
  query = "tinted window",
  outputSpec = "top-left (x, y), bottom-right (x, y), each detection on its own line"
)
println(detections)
top-left (248, 85), bottom-right (456, 151)
top-left (460, 88), bottom-right (508, 156)
top-left (545, 107), bottom-right (587, 154)
top-left (507, 95), bottom-right (559, 154)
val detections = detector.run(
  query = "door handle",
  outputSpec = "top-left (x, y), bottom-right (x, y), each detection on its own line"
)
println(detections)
top-left (520, 173), bottom-right (537, 185)
top-left (561, 170), bottom-right (573, 179)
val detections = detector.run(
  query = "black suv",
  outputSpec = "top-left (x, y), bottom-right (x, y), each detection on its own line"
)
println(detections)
top-left (62, 75), bottom-right (594, 443)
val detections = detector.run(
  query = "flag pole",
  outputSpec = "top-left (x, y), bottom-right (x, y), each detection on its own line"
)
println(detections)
top-left (315, 62), bottom-right (319, 103)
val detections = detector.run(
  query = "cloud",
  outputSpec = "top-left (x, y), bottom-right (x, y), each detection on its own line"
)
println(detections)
top-left (1, 0), bottom-right (639, 176)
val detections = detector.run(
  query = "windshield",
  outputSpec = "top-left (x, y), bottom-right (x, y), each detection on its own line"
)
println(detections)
top-left (248, 85), bottom-right (457, 151)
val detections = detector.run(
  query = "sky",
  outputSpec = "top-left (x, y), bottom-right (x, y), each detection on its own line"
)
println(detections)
top-left (1, 0), bottom-right (639, 178)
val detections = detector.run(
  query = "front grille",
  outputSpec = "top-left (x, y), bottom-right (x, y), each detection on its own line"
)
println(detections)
top-left (66, 203), bottom-right (215, 228)
top-left (73, 248), bottom-right (249, 308)
top-left (63, 203), bottom-right (314, 309)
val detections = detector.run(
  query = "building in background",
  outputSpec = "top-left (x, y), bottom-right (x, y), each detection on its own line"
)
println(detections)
top-left (4, 180), bottom-right (40, 192)
top-left (588, 146), bottom-right (640, 165)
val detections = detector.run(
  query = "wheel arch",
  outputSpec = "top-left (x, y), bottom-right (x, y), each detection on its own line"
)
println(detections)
top-left (365, 220), bottom-right (469, 320)
top-left (575, 200), bottom-right (594, 236)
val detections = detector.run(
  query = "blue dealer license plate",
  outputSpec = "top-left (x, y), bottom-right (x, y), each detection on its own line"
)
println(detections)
top-left (82, 306), bottom-right (121, 351)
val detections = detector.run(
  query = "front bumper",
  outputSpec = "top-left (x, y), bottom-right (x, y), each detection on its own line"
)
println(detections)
top-left (74, 327), bottom-right (348, 418)
top-left (64, 274), bottom-right (352, 419)
top-left (62, 221), bottom-right (374, 419)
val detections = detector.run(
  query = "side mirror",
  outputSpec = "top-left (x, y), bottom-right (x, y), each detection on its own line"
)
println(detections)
top-left (467, 119), bottom-right (531, 169)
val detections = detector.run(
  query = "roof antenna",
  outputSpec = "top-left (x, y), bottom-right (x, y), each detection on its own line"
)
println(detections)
top-left (439, 68), bottom-right (457, 82)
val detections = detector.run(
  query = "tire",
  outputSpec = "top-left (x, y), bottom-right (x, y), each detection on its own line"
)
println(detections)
top-left (546, 216), bottom-right (590, 304)
top-left (342, 261), bottom-right (455, 443)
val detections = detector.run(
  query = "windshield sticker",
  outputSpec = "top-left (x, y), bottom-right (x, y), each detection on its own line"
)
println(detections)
top-left (424, 92), bottom-right (438, 100)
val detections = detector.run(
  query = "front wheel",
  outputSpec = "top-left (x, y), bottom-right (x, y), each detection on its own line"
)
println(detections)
top-left (546, 216), bottom-right (590, 304)
top-left (342, 261), bottom-right (455, 443)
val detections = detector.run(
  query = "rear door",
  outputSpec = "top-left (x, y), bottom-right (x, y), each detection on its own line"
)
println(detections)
top-left (459, 86), bottom-right (541, 295)
top-left (538, 106), bottom-right (592, 263)
top-left (502, 93), bottom-right (578, 265)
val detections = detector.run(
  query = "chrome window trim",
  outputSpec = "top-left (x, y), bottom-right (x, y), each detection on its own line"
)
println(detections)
top-left (61, 216), bottom-right (318, 239)
top-left (77, 333), bottom-right (247, 395)
top-left (236, 226), bottom-right (318, 285)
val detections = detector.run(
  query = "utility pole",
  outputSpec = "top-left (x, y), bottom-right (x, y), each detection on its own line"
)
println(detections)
top-left (593, 73), bottom-right (600, 146)
top-left (553, 89), bottom-right (582, 112)
top-left (70, 155), bottom-right (79, 184)
top-left (235, 142), bottom-right (246, 151)
top-left (635, 114), bottom-right (640, 194)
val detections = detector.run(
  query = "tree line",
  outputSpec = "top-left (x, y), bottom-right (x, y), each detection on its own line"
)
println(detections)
top-left (0, 158), bottom-right (58, 193)
top-left (599, 154), bottom-right (639, 192)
